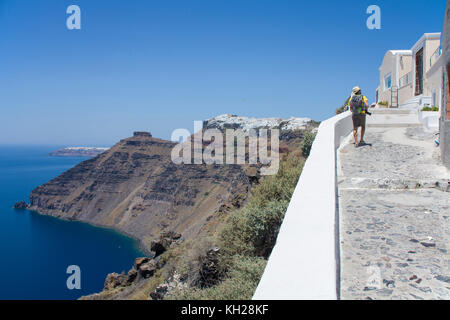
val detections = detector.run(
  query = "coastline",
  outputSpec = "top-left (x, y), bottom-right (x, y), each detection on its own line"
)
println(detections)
top-left (26, 207), bottom-right (151, 257)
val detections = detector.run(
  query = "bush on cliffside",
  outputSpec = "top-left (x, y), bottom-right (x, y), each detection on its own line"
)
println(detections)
top-left (220, 152), bottom-right (303, 258)
top-left (336, 96), bottom-right (350, 115)
top-left (301, 131), bottom-right (317, 158)
top-left (171, 255), bottom-right (266, 300)
top-left (170, 150), bottom-right (305, 299)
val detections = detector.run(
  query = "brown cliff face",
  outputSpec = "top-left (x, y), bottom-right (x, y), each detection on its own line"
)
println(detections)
top-left (28, 133), bottom-right (253, 251)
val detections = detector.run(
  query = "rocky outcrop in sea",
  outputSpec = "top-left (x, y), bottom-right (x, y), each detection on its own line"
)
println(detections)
top-left (49, 147), bottom-right (110, 157)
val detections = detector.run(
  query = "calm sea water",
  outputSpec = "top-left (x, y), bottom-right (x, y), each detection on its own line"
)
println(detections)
top-left (0, 146), bottom-right (144, 299)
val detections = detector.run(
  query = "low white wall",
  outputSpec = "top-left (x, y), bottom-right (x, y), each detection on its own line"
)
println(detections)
top-left (253, 111), bottom-right (353, 300)
top-left (418, 111), bottom-right (440, 130)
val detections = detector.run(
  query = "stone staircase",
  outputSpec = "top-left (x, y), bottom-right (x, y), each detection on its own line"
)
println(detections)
top-left (366, 108), bottom-right (422, 128)
top-left (398, 94), bottom-right (432, 110)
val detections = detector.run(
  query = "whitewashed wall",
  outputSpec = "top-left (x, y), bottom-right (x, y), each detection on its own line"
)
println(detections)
top-left (253, 111), bottom-right (353, 300)
top-left (418, 111), bottom-right (440, 130)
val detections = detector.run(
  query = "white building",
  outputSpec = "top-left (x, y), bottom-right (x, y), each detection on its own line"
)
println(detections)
top-left (376, 33), bottom-right (442, 110)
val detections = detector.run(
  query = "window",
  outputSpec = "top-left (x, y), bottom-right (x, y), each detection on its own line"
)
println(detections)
top-left (384, 73), bottom-right (392, 90)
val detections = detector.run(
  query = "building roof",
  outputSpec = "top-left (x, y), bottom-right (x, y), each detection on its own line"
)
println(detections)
top-left (388, 50), bottom-right (412, 56)
top-left (380, 33), bottom-right (442, 69)
top-left (384, 33), bottom-right (441, 58)
top-left (411, 32), bottom-right (441, 52)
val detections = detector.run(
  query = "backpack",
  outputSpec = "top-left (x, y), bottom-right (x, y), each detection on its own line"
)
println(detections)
top-left (350, 95), bottom-right (363, 114)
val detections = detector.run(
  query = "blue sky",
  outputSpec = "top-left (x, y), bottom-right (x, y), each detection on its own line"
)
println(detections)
top-left (0, 0), bottom-right (446, 145)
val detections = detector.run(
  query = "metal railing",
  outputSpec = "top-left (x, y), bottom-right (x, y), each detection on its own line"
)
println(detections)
top-left (430, 46), bottom-right (442, 67)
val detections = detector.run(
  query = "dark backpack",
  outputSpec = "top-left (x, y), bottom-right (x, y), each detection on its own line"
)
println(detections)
top-left (350, 95), bottom-right (363, 114)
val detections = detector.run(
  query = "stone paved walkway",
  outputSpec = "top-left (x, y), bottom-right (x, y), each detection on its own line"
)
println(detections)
top-left (338, 126), bottom-right (450, 300)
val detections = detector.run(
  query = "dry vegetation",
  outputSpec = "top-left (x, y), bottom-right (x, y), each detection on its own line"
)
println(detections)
top-left (165, 150), bottom-right (305, 300)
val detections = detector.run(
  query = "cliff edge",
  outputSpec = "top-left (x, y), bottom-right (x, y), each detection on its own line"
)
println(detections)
top-left (28, 131), bottom-right (252, 252)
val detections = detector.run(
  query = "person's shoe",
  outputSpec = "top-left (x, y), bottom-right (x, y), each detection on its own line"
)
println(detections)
top-left (359, 140), bottom-right (366, 146)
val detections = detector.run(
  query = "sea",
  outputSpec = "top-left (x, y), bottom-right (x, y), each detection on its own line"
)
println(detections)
top-left (0, 145), bottom-right (144, 299)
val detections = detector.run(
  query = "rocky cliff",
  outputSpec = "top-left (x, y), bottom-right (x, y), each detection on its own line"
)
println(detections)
top-left (26, 116), bottom-right (316, 300)
top-left (28, 131), bottom-right (253, 251)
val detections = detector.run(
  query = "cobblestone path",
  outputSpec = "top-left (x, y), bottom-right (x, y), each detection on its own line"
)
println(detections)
top-left (338, 127), bottom-right (450, 300)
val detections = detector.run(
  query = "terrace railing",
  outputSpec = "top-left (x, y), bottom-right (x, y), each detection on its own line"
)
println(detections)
top-left (430, 46), bottom-right (442, 68)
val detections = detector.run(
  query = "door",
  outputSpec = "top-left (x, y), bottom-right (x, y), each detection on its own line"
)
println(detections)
top-left (447, 65), bottom-right (450, 119)
top-left (415, 48), bottom-right (424, 96)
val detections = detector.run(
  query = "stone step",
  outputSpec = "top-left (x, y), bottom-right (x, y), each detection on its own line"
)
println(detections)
top-left (337, 177), bottom-right (450, 192)
top-left (370, 108), bottom-right (415, 115)
top-left (367, 123), bottom-right (422, 128)
top-left (366, 112), bottom-right (421, 128)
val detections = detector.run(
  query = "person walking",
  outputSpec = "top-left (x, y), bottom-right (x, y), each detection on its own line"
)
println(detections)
top-left (348, 86), bottom-right (369, 147)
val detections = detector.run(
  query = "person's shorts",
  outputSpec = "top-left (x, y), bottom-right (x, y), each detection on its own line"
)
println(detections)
top-left (352, 113), bottom-right (366, 129)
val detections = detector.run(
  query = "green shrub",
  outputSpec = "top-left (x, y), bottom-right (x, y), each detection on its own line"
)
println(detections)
top-left (170, 255), bottom-right (266, 300)
top-left (422, 106), bottom-right (439, 111)
top-left (301, 131), bottom-right (317, 158)
top-left (252, 155), bottom-right (304, 207)
top-left (378, 101), bottom-right (389, 107)
top-left (335, 105), bottom-right (346, 115)
top-left (219, 208), bottom-right (253, 256)
top-left (336, 97), bottom-right (350, 115)
top-left (246, 199), bottom-right (290, 257)
top-left (219, 200), bottom-right (290, 258)
top-left (219, 153), bottom-right (304, 258)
